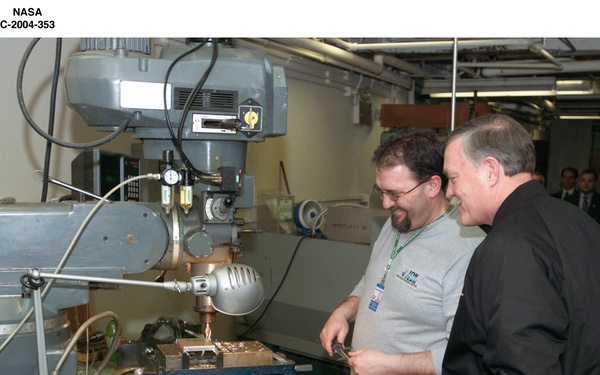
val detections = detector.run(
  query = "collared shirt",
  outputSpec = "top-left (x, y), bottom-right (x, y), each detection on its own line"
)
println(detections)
top-left (562, 189), bottom-right (575, 199)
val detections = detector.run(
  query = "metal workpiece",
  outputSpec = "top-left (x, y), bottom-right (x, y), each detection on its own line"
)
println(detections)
top-left (149, 338), bottom-right (296, 374)
top-left (215, 341), bottom-right (272, 368)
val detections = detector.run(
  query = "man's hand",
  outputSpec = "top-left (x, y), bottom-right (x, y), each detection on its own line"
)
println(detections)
top-left (348, 349), bottom-right (393, 375)
top-left (319, 296), bottom-right (360, 355)
top-left (319, 310), bottom-right (350, 356)
top-left (348, 348), bottom-right (435, 375)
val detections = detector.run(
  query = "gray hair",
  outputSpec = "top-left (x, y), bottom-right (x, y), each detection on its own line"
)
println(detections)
top-left (443, 114), bottom-right (536, 176)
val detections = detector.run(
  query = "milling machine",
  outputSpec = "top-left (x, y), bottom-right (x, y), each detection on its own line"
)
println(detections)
top-left (0, 38), bottom-right (291, 374)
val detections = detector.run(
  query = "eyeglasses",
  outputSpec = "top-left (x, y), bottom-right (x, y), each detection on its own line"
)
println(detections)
top-left (373, 180), bottom-right (426, 202)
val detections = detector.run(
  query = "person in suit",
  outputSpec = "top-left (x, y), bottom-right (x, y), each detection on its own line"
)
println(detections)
top-left (550, 167), bottom-right (578, 202)
top-left (578, 168), bottom-right (600, 224)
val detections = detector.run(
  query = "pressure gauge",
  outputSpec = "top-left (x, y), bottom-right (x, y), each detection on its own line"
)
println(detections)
top-left (162, 169), bottom-right (180, 186)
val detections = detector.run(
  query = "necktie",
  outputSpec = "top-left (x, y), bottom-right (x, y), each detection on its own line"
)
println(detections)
top-left (582, 195), bottom-right (590, 212)
top-left (563, 192), bottom-right (570, 200)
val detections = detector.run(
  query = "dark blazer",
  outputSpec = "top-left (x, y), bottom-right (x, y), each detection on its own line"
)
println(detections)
top-left (443, 181), bottom-right (600, 374)
top-left (582, 191), bottom-right (600, 224)
top-left (551, 189), bottom-right (578, 202)
top-left (562, 191), bottom-right (600, 224)
top-left (565, 190), bottom-right (600, 223)
top-left (563, 190), bottom-right (580, 206)
top-left (550, 190), bottom-right (563, 199)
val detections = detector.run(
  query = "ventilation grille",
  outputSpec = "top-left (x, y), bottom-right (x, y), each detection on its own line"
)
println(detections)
top-left (174, 88), bottom-right (237, 112)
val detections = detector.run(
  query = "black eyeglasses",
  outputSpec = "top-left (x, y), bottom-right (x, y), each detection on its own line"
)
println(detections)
top-left (373, 180), bottom-right (426, 202)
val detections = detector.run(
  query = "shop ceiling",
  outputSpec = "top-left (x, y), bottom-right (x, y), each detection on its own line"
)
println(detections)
top-left (233, 38), bottom-right (600, 128)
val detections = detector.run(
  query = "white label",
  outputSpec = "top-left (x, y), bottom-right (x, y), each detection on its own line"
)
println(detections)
top-left (120, 81), bottom-right (171, 110)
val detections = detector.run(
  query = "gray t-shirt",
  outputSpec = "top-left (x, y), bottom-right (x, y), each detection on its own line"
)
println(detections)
top-left (350, 205), bottom-right (485, 374)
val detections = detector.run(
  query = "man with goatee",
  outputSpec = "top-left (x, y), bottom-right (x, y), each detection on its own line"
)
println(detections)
top-left (320, 129), bottom-right (486, 375)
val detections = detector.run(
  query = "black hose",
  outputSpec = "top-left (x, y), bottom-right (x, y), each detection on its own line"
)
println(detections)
top-left (16, 38), bottom-right (129, 150)
top-left (40, 38), bottom-right (62, 202)
top-left (162, 39), bottom-right (220, 181)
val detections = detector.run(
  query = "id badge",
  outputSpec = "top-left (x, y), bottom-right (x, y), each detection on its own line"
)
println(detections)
top-left (368, 283), bottom-right (385, 312)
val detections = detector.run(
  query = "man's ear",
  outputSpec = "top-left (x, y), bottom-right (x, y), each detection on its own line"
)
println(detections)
top-left (482, 156), bottom-right (502, 186)
top-left (426, 175), bottom-right (443, 197)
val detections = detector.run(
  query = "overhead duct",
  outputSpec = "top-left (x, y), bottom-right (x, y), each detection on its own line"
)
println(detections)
top-left (235, 38), bottom-right (411, 89)
top-left (373, 53), bottom-right (430, 77)
top-left (271, 38), bottom-right (386, 75)
top-left (327, 38), bottom-right (539, 53)
top-left (328, 38), bottom-right (565, 76)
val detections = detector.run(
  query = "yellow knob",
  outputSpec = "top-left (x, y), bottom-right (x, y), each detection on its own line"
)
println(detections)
top-left (244, 110), bottom-right (259, 129)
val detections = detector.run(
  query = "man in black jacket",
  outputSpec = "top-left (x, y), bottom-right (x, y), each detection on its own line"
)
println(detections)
top-left (442, 114), bottom-right (600, 375)
top-left (578, 168), bottom-right (600, 224)
top-left (550, 166), bottom-right (578, 201)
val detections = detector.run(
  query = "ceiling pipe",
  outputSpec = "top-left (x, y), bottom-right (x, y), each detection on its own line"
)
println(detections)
top-left (458, 61), bottom-right (565, 70)
top-left (327, 38), bottom-right (537, 52)
top-left (234, 38), bottom-right (363, 84)
top-left (497, 101), bottom-right (551, 115)
top-left (530, 98), bottom-right (556, 112)
top-left (233, 38), bottom-right (411, 91)
top-left (528, 43), bottom-right (563, 69)
top-left (247, 38), bottom-right (411, 88)
top-left (374, 53), bottom-right (430, 77)
top-left (245, 38), bottom-right (336, 65)
top-left (271, 38), bottom-right (385, 75)
top-left (328, 38), bottom-right (430, 77)
top-left (480, 60), bottom-right (600, 77)
top-left (327, 37), bottom-right (558, 79)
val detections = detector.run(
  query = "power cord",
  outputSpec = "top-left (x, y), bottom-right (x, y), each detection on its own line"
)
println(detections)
top-left (162, 38), bottom-right (220, 184)
top-left (238, 235), bottom-right (309, 337)
top-left (17, 38), bottom-right (130, 149)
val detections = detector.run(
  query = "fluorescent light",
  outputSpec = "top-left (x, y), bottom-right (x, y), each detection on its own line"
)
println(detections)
top-left (558, 115), bottom-right (600, 120)
top-left (556, 80), bottom-right (597, 96)
top-left (430, 90), bottom-right (556, 98)
top-left (423, 78), bottom-right (599, 99)
top-left (423, 77), bottom-right (557, 98)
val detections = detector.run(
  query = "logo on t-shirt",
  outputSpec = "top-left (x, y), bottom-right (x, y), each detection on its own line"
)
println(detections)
top-left (397, 268), bottom-right (419, 287)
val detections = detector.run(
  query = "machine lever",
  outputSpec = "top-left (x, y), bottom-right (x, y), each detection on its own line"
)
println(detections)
top-left (33, 170), bottom-right (104, 201)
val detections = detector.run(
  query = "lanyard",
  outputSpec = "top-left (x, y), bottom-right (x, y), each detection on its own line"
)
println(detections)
top-left (380, 205), bottom-right (452, 286)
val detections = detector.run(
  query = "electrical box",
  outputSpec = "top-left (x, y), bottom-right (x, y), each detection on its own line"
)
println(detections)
top-left (71, 149), bottom-right (141, 201)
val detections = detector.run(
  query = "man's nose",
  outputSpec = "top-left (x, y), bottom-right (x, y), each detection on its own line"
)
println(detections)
top-left (381, 195), bottom-right (395, 209)
top-left (446, 184), bottom-right (454, 200)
